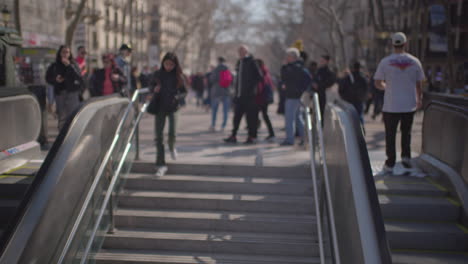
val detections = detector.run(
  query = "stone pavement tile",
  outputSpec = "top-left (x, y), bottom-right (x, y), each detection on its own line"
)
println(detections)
top-left (136, 103), bottom-right (310, 168)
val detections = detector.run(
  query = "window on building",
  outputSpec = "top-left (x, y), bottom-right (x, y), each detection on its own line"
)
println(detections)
top-left (106, 8), bottom-right (110, 25)
top-left (114, 11), bottom-right (118, 28)
top-left (93, 32), bottom-right (98, 49)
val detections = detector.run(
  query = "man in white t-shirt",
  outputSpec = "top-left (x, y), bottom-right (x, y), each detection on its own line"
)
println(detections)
top-left (374, 32), bottom-right (425, 173)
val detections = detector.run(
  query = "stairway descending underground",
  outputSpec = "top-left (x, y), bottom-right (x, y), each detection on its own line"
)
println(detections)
top-left (375, 175), bottom-right (468, 264)
top-left (95, 164), bottom-right (321, 264)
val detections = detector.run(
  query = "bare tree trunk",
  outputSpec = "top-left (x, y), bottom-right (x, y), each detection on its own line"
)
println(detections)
top-left (368, 0), bottom-right (380, 31)
top-left (13, 0), bottom-right (21, 35)
top-left (375, 0), bottom-right (386, 30)
top-left (65, 0), bottom-right (88, 46)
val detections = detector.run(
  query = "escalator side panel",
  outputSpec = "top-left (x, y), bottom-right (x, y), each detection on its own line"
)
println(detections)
top-left (324, 100), bottom-right (392, 264)
top-left (0, 97), bottom-right (132, 264)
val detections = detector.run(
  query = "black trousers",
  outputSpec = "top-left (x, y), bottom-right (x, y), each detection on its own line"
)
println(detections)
top-left (383, 112), bottom-right (415, 167)
top-left (259, 104), bottom-right (275, 137)
top-left (231, 98), bottom-right (258, 139)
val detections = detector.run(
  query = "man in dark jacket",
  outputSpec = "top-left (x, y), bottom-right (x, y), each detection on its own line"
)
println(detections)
top-left (280, 48), bottom-right (312, 146)
top-left (338, 62), bottom-right (368, 124)
top-left (224, 45), bottom-right (262, 144)
top-left (314, 55), bottom-right (336, 125)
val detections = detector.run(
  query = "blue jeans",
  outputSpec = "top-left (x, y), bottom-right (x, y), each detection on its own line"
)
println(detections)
top-left (211, 95), bottom-right (230, 128)
top-left (285, 98), bottom-right (304, 144)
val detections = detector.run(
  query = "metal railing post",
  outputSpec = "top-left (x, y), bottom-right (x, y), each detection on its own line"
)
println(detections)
top-left (135, 112), bottom-right (140, 160)
top-left (107, 193), bottom-right (115, 234)
top-left (305, 106), bottom-right (326, 264)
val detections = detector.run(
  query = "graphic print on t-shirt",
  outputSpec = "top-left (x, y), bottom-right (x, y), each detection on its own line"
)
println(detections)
top-left (389, 59), bottom-right (414, 71)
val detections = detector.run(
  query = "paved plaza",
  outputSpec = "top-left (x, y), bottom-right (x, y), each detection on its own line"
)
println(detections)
top-left (44, 94), bottom-right (424, 172)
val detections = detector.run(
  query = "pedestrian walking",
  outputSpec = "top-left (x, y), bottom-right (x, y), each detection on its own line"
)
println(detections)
top-left (45, 45), bottom-right (84, 130)
top-left (280, 48), bottom-right (312, 146)
top-left (115, 43), bottom-right (132, 96)
top-left (209, 56), bottom-right (233, 132)
top-left (192, 72), bottom-right (205, 107)
top-left (314, 55), bottom-right (336, 125)
top-left (255, 59), bottom-right (275, 141)
top-left (90, 54), bottom-right (127, 97)
top-left (338, 62), bottom-right (368, 124)
top-left (374, 32), bottom-right (425, 173)
top-left (370, 74), bottom-right (384, 120)
top-left (148, 52), bottom-right (187, 176)
top-left (139, 65), bottom-right (152, 89)
top-left (224, 45), bottom-right (262, 144)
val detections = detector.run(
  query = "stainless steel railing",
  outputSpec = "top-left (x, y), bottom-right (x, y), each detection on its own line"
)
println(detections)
top-left (56, 89), bottom-right (150, 264)
top-left (303, 92), bottom-right (340, 264)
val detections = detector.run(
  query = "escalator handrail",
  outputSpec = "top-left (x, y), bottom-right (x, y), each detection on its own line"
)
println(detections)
top-left (303, 92), bottom-right (341, 263)
top-left (329, 98), bottom-right (392, 264)
top-left (56, 89), bottom-right (150, 263)
top-left (79, 102), bottom-right (148, 264)
top-left (304, 99), bottom-right (326, 263)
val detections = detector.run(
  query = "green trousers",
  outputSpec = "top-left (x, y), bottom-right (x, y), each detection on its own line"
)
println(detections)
top-left (155, 112), bottom-right (177, 165)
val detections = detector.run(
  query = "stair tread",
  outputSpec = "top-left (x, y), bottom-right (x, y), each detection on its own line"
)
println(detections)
top-left (392, 251), bottom-right (468, 264)
top-left (126, 173), bottom-right (312, 185)
top-left (115, 208), bottom-right (315, 223)
top-left (106, 228), bottom-right (316, 243)
top-left (378, 194), bottom-right (456, 206)
top-left (95, 249), bottom-right (321, 263)
top-left (385, 221), bottom-right (467, 234)
top-left (375, 181), bottom-right (446, 195)
top-left (0, 175), bottom-right (32, 184)
top-left (121, 190), bottom-right (312, 202)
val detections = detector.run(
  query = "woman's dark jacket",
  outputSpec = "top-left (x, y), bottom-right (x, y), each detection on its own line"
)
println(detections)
top-left (90, 67), bottom-right (127, 96)
top-left (45, 61), bottom-right (84, 95)
top-left (150, 69), bottom-right (187, 113)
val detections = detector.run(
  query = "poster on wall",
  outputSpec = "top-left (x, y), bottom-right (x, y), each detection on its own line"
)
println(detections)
top-left (428, 4), bottom-right (448, 53)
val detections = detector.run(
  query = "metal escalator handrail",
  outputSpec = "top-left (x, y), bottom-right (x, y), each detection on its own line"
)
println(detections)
top-left (312, 93), bottom-right (340, 263)
top-left (56, 89), bottom-right (150, 263)
top-left (304, 102), bottom-right (326, 263)
top-left (79, 101), bottom-right (148, 264)
top-left (303, 92), bottom-right (340, 263)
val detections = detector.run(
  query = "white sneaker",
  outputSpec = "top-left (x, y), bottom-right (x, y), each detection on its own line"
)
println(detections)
top-left (155, 166), bottom-right (168, 177)
top-left (170, 149), bottom-right (178, 160)
top-left (376, 164), bottom-right (393, 176)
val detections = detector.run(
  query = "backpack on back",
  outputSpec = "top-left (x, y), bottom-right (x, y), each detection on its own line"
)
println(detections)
top-left (219, 69), bottom-right (233, 88)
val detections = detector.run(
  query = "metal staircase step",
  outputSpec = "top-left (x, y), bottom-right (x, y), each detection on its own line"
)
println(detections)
top-left (0, 175), bottom-right (32, 198)
top-left (102, 229), bottom-right (319, 257)
top-left (94, 249), bottom-right (321, 264)
top-left (130, 163), bottom-right (310, 179)
top-left (379, 194), bottom-right (459, 221)
top-left (392, 251), bottom-right (468, 264)
top-left (375, 180), bottom-right (447, 197)
top-left (0, 199), bottom-right (21, 226)
top-left (114, 208), bottom-right (316, 235)
top-left (118, 190), bottom-right (314, 214)
top-left (124, 173), bottom-right (313, 195)
top-left (386, 221), bottom-right (468, 252)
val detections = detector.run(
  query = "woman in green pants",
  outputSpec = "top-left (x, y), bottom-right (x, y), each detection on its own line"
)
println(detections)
top-left (150, 52), bottom-right (187, 176)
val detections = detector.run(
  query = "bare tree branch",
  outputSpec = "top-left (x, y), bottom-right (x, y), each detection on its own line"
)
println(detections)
top-left (65, 0), bottom-right (88, 46)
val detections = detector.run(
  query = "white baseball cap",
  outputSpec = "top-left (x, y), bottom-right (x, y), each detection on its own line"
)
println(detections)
top-left (392, 32), bottom-right (407, 46)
